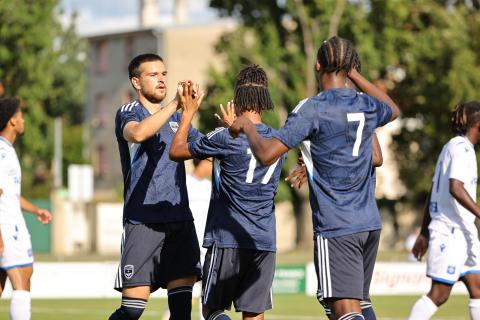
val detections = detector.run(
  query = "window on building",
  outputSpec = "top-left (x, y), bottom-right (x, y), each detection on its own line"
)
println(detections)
top-left (95, 41), bottom-right (108, 73)
top-left (95, 144), bottom-right (107, 178)
top-left (94, 93), bottom-right (108, 128)
top-left (125, 37), bottom-right (133, 67)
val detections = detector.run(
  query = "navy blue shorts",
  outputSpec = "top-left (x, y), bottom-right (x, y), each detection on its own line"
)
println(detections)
top-left (202, 245), bottom-right (275, 314)
top-left (314, 230), bottom-right (380, 302)
top-left (114, 220), bottom-right (201, 292)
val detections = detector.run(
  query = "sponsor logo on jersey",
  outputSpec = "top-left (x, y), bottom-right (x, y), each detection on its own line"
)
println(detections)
top-left (28, 249), bottom-right (33, 257)
top-left (440, 243), bottom-right (446, 252)
top-left (124, 264), bottom-right (134, 279)
top-left (447, 265), bottom-right (456, 274)
top-left (169, 122), bottom-right (179, 133)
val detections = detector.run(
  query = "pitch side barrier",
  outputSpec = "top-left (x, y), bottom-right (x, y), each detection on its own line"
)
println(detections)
top-left (0, 262), bottom-right (468, 298)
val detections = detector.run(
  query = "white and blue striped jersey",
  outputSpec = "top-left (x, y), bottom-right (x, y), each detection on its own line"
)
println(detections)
top-left (273, 88), bottom-right (393, 238)
top-left (429, 135), bottom-right (478, 230)
top-left (0, 136), bottom-right (24, 225)
top-left (115, 100), bottom-right (203, 224)
top-left (188, 124), bottom-right (286, 251)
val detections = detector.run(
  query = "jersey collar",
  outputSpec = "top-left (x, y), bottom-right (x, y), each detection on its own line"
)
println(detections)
top-left (0, 135), bottom-right (12, 147)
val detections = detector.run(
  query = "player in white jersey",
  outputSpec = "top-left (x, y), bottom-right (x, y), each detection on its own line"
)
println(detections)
top-left (0, 97), bottom-right (52, 320)
top-left (409, 101), bottom-right (480, 320)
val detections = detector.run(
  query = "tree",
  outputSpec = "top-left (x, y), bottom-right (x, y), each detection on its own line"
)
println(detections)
top-left (205, 0), bottom-right (480, 246)
top-left (0, 1), bottom-right (87, 197)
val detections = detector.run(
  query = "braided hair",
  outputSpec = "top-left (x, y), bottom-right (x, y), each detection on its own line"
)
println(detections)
top-left (317, 36), bottom-right (361, 74)
top-left (451, 101), bottom-right (480, 135)
top-left (233, 65), bottom-right (274, 114)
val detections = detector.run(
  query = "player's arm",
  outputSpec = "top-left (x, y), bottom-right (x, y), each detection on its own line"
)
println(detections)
top-left (348, 69), bottom-right (400, 121)
top-left (372, 133), bottom-right (383, 167)
top-left (169, 82), bottom-right (204, 161)
top-left (20, 196), bottom-right (52, 224)
top-left (229, 116), bottom-right (289, 166)
top-left (123, 98), bottom-right (179, 143)
top-left (450, 178), bottom-right (480, 219)
top-left (412, 188), bottom-right (432, 261)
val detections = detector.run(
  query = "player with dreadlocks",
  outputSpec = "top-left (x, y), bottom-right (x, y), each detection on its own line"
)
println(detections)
top-left (170, 65), bottom-right (287, 320)
top-left (229, 36), bottom-right (400, 320)
top-left (409, 102), bottom-right (480, 320)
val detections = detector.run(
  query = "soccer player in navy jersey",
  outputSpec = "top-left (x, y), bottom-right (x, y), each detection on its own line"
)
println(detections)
top-left (170, 65), bottom-right (286, 320)
top-left (109, 53), bottom-right (205, 320)
top-left (230, 37), bottom-right (400, 320)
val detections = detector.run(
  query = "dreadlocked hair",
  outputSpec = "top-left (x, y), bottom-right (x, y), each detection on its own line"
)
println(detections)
top-left (451, 101), bottom-right (480, 135)
top-left (317, 36), bottom-right (361, 74)
top-left (233, 64), bottom-right (274, 114)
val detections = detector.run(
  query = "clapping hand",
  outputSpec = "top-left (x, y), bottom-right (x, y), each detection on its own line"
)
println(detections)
top-left (215, 100), bottom-right (236, 128)
top-left (178, 81), bottom-right (204, 116)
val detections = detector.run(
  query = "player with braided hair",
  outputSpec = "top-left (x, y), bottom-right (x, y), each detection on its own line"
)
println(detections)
top-left (409, 101), bottom-right (480, 320)
top-left (230, 36), bottom-right (399, 320)
top-left (170, 64), bottom-right (286, 320)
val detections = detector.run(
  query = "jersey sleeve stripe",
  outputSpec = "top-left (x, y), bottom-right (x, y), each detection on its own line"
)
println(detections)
top-left (292, 98), bottom-right (309, 114)
top-left (206, 127), bottom-right (226, 139)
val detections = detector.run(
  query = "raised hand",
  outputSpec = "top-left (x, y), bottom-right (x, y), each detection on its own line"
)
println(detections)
top-left (215, 100), bottom-right (236, 128)
top-left (178, 81), bottom-right (204, 117)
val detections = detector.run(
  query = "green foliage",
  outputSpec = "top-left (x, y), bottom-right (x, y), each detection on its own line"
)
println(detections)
top-left (0, 1), bottom-right (87, 197)
top-left (206, 0), bottom-right (480, 211)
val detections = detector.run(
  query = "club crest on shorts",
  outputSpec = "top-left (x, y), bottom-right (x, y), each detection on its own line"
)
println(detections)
top-left (447, 265), bottom-right (456, 274)
top-left (124, 265), bottom-right (134, 279)
top-left (169, 121), bottom-right (179, 133)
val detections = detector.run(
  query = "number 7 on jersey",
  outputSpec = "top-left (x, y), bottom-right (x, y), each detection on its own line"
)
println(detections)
top-left (347, 112), bottom-right (365, 157)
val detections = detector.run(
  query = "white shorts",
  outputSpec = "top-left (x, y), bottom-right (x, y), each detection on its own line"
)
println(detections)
top-left (0, 222), bottom-right (34, 270)
top-left (427, 219), bottom-right (480, 284)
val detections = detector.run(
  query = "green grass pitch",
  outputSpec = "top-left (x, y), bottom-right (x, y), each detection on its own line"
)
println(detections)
top-left (0, 294), bottom-right (469, 319)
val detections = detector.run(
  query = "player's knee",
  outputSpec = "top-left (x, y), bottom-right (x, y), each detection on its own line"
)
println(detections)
top-left (109, 296), bottom-right (147, 320)
top-left (206, 310), bottom-right (231, 320)
top-left (428, 291), bottom-right (449, 306)
top-left (338, 312), bottom-right (365, 320)
top-left (109, 306), bottom-right (145, 320)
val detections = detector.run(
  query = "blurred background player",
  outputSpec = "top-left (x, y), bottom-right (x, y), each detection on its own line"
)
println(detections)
top-left (186, 157), bottom-right (212, 320)
top-left (186, 158), bottom-right (212, 265)
top-left (229, 36), bottom-right (400, 320)
top-left (109, 54), bottom-right (202, 320)
top-left (408, 101), bottom-right (480, 320)
top-left (170, 65), bottom-right (286, 320)
top-left (0, 97), bottom-right (52, 320)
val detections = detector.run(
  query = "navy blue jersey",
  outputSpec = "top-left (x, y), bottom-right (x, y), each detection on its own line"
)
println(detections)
top-left (273, 88), bottom-right (392, 238)
top-left (188, 124), bottom-right (286, 252)
top-left (115, 100), bottom-right (203, 224)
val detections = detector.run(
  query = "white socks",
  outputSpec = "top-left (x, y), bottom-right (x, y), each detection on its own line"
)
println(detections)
top-left (469, 299), bottom-right (480, 320)
top-left (408, 295), bottom-right (438, 320)
top-left (10, 290), bottom-right (31, 320)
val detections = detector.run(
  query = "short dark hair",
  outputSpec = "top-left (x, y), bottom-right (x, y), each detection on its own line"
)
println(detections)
top-left (317, 36), bottom-right (361, 74)
top-left (233, 65), bottom-right (274, 114)
top-left (451, 101), bottom-right (480, 135)
top-left (0, 97), bottom-right (21, 131)
top-left (128, 53), bottom-right (164, 79)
